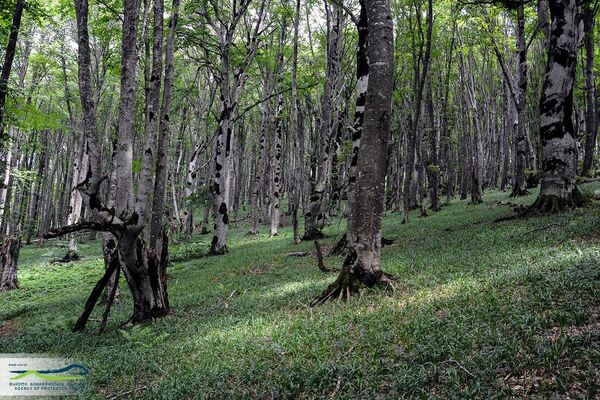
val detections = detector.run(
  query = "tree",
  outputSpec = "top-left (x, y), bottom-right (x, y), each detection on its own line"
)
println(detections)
top-left (46, 0), bottom-right (170, 329)
top-left (529, 0), bottom-right (584, 213)
top-left (0, 0), bottom-right (25, 235)
top-left (312, 0), bottom-right (394, 304)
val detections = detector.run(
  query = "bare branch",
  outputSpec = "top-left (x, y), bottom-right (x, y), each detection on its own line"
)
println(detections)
top-left (44, 221), bottom-right (125, 239)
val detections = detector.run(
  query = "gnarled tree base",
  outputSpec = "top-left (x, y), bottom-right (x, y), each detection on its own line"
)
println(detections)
top-left (528, 188), bottom-right (586, 215)
top-left (310, 252), bottom-right (396, 307)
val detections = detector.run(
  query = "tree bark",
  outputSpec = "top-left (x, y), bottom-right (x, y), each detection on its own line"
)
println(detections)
top-left (0, 0), bottom-right (25, 206)
top-left (581, 2), bottom-right (596, 177)
top-left (290, 0), bottom-right (303, 244)
top-left (0, 235), bottom-right (19, 291)
top-left (313, 0), bottom-right (394, 304)
top-left (530, 0), bottom-right (584, 213)
top-left (303, 3), bottom-right (342, 240)
top-left (150, 0), bottom-right (180, 249)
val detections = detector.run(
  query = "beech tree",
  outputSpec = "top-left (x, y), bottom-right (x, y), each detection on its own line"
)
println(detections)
top-left (530, 0), bottom-right (585, 212)
top-left (313, 0), bottom-right (394, 303)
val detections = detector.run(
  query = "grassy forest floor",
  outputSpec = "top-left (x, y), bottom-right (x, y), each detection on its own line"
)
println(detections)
top-left (1, 184), bottom-right (600, 399)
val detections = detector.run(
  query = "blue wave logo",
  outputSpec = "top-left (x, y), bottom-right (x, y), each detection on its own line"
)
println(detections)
top-left (10, 363), bottom-right (89, 381)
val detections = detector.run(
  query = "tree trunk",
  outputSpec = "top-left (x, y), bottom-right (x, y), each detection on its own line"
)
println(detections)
top-left (581, 2), bottom-right (596, 177)
top-left (511, 5), bottom-right (529, 197)
top-left (313, 0), bottom-right (395, 305)
top-left (0, 235), bottom-right (19, 291)
top-left (303, 3), bottom-right (342, 240)
top-left (270, 94), bottom-right (283, 236)
top-left (150, 0), bottom-right (180, 250)
top-left (0, 0), bottom-right (25, 205)
top-left (402, 0), bottom-right (432, 224)
top-left (530, 0), bottom-right (584, 213)
top-left (290, 0), bottom-right (303, 244)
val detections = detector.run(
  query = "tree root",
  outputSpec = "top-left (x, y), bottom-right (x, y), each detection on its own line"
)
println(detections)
top-left (59, 249), bottom-right (82, 263)
top-left (310, 253), bottom-right (397, 307)
top-left (510, 188), bottom-right (530, 197)
top-left (495, 188), bottom-right (587, 222)
top-left (314, 241), bottom-right (338, 273)
top-left (301, 229), bottom-right (325, 241)
top-left (327, 233), bottom-right (348, 256)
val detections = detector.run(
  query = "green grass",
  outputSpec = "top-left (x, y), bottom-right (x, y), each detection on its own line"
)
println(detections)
top-left (1, 185), bottom-right (599, 399)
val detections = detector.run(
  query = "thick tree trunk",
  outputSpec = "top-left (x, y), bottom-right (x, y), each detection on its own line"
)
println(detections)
top-left (313, 0), bottom-right (395, 305)
top-left (0, 235), bottom-right (19, 291)
top-left (531, 0), bottom-right (584, 213)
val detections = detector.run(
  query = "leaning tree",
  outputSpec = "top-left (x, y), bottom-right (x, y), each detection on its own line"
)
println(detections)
top-left (45, 0), bottom-right (179, 329)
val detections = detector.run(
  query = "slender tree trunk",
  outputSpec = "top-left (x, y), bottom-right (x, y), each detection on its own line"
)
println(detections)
top-left (0, 0), bottom-right (25, 209)
top-left (290, 0), bottom-right (303, 244)
top-left (270, 94), bottom-right (283, 236)
top-left (303, 3), bottom-right (342, 240)
top-left (511, 5), bottom-right (529, 196)
top-left (425, 77), bottom-right (439, 211)
top-left (347, 0), bottom-right (369, 246)
top-left (581, 2), bottom-right (596, 177)
top-left (402, 0), bottom-right (432, 224)
top-left (150, 0), bottom-right (180, 249)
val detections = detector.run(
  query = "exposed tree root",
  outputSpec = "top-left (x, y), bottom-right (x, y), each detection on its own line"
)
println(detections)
top-left (287, 251), bottom-right (307, 257)
top-left (59, 249), bottom-right (82, 263)
top-left (495, 188), bottom-right (588, 222)
top-left (301, 230), bottom-right (325, 241)
top-left (310, 252), bottom-right (397, 307)
top-left (327, 233), bottom-right (348, 256)
top-left (314, 241), bottom-right (337, 273)
top-left (510, 188), bottom-right (530, 197)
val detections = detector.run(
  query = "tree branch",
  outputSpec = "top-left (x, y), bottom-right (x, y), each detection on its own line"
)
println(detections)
top-left (44, 221), bottom-right (125, 239)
